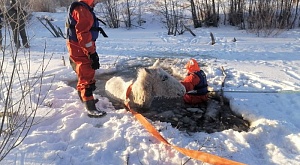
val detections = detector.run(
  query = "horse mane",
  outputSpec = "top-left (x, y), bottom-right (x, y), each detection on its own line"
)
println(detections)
top-left (130, 68), bottom-right (154, 108)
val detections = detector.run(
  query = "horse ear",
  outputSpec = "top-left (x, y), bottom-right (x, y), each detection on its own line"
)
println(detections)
top-left (144, 68), bottom-right (150, 73)
top-left (152, 59), bottom-right (160, 67)
top-left (144, 68), bottom-right (152, 74)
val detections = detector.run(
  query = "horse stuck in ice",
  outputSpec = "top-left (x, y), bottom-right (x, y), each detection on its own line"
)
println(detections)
top-left (105, 64), bottom-right (186, 109)
top-left (69, 58), bottom-right (250, 133)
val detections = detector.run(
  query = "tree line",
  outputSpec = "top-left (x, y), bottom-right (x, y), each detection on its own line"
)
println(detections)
top-left (28, 0), bottom-right (300, 36)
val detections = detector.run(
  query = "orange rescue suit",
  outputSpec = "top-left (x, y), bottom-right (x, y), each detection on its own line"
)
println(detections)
top-left (66, 4), bottom-right (97, 102)
top-left (181, 72), bottom-right (208, 104)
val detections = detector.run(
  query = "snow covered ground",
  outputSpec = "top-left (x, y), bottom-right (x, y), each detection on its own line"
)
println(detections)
top-left (1, 11), bottom-right (300, 165)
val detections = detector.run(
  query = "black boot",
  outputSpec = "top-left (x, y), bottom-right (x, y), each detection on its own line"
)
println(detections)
top-left (84, 100), bottom-right (106, 118)
top-left (78, 91), bottom-right (99, 103)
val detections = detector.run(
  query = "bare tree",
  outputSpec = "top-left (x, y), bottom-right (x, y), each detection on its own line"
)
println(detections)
top-left (228, 0), bottom-right (245, 29)
top-left (136, 0), bottom-right (145, 26)
top-left (98, 0), bottom-right (120, 28)
top-left (190, 0), bottom-right (220, 27)
top-left (252, 1), bottom-right (277, 36)
top-left (245, 0), bottom-right (297, 36)
top-left (0, 0), bottom-right (51, 160)
top-left (119, 0), bottom-right (143, 28)
top-left (277, 0), bottom-right (293, 29)
top-left (124, 0), bottom-right (132, 27)
top-left (156, 0), bottom-right (187, 35)
top-left (291, 0), bottom-right (300, 28)
top-left (29, 0), bottom-right (60, 12)
top-left (190, 0), bottom-right (202, 28)
top-left (195, 0), bottom-right (219, 27)
top-left (29, 0), bottom-right (76, 11)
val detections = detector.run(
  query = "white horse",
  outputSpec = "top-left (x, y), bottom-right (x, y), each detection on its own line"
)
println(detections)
top-left (105, 65), bottom-right (186, 109)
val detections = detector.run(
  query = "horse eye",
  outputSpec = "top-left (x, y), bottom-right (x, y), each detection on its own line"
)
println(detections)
top-left (162, 75), bottom-right (168, 81)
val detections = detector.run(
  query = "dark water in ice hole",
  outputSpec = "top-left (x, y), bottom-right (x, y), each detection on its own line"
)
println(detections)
top-left (68, 65), bottom-right (250, 133)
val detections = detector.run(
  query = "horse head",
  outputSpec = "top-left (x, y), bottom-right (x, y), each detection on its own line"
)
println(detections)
top-left (138, 67), bottom-right (185, 99)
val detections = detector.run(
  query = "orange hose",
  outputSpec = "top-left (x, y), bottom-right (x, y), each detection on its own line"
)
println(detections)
top-left (124, 85), bottom-right (246, 165)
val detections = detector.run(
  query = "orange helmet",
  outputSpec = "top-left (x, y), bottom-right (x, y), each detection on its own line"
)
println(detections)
top-left (185, 59), bottom-right (200, 72)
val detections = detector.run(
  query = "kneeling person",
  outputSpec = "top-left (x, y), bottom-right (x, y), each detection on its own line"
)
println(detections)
top-left (181, 59), bottom-right (208, 105)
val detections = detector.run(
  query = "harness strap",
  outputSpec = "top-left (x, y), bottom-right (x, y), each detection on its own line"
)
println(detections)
top-left (66, 1), bottom-right (108, 38)
top-left (66, 24), bottom-right (108, 38)
top-left (124, 83), bottom-right (133, 108)
top-left (123, 85), bottom-right (245, 165)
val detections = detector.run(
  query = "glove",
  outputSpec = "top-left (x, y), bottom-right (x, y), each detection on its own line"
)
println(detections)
top-left (89, 52), bottom-right (100, 70)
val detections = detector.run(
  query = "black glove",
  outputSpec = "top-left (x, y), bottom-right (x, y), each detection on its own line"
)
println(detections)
top-left (89, 52), bottom-right (100, 70)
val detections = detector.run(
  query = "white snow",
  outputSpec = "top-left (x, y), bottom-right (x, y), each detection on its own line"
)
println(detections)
top-left (1, 11), bottom-right (300, 165)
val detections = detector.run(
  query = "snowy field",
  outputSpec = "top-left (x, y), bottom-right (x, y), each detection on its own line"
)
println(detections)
top-left (1, 11), bottom-right (300, 165)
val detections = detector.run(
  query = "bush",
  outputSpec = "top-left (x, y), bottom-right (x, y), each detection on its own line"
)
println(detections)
top-left (29, 0), bottom-right (76, 12)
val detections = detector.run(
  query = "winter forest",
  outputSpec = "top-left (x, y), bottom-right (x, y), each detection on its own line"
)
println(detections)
top-left (16, 0), bottom-right (300, 36)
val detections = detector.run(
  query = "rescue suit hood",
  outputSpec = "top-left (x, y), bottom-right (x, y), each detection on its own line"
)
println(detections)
top-left (185, 59), bottom-right (200, 73)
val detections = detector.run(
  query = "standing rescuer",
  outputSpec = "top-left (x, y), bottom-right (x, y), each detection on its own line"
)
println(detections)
top-left (66, 0), bottom-right (106, 117)
top-left (181, 59), bottom-right (209, 105)
top-left (6, 0), bottom-right (30, 48)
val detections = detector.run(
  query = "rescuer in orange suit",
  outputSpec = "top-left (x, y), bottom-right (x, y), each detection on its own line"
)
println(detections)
top-left (181, 59), bottom-right (209, 105)
top-left (66, 0), bottom-right (106, 117)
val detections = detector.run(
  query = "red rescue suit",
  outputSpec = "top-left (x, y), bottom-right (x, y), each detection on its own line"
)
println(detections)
top-left (66, 1), bottom-right (98, 102)
top-left (181, 59), bottom-right (208, 104)
top-left (181, 72), bottom-right (208, 104)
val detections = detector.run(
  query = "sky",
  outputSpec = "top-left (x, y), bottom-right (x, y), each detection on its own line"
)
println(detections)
top-left (1, 9), bottom-right (300, 165)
